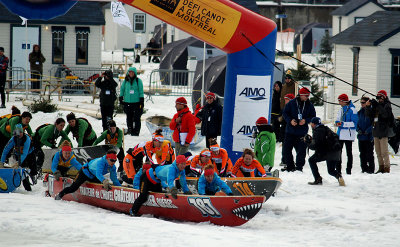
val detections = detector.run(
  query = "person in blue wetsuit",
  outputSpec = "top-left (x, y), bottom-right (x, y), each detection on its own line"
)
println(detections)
top-left (198, 164), bottom-right (233, 196)
top-left (55, 150), bottom-right (121, 200)
top-left (51, 140), bottom-right (82, 180)
top-left (130, 155), bottom-right (192, 216)
top-left (0, 124), bottom-right (36, 191)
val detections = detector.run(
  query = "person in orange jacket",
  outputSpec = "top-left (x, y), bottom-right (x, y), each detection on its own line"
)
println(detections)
top-left (169, 97), bottom-right (196, 156)
top-left (188, 149), bottom-right (212, 177)
top-left (209, 139), bottom-right (233, 177)
top-left (232, 148), bottom-right (267, 177)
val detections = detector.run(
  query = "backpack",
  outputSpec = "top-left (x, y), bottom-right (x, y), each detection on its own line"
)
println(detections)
top-left (324, 126), bottom-right (341, 151)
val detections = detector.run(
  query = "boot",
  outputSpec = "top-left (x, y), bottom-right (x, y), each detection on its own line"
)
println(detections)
top-left (308, 177), bottom-right (323, 185)
top-left (22, 178), bottom-right (32, 191)
top-left (55, 193), bottom-right (63, 200)
top-left (384, 166), bottom-right (390, 173)
top-left (375, 165), bottom-right (384, 174)
top-left (337, 176), bottom-right (346, 186)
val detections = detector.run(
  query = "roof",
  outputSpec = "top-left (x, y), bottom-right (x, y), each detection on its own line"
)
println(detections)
top-left (331, 0), bottom-right (384, 16)
top-left (331, 11), bottom-right (400, 46)
top-left (0, 2), bottom-right (105, 25)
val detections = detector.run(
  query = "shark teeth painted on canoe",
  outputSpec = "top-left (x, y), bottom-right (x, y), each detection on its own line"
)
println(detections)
top-left (232, 203), bottom-right (263, 221)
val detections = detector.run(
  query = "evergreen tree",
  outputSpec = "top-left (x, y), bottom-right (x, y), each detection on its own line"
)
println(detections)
top-left (310, 81), bottom-right (323, 106)
top-left (291, 63), bottom-right (312, 81)
top-left (320, 30), bottom-right (332, 62)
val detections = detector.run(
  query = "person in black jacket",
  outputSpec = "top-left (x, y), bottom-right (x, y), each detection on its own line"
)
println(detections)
top-left (196, 92), bottom-right (223, 148)
top-left (365, 90), bottom-right (394, 173)
top-left (95, 70), bottom-right (118, 131)
top-left (145, 38), bottom-right (160, 63)
top-left (306, 117), bottom-right (345, 186)
top-left (271, 81), bottom-right (282, 142)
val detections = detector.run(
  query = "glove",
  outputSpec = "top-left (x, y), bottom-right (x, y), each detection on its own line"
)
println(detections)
top-left (169, 187), bottom-right (178, 199)
top-left (53, 170), bottom-right (62, 181)
top-left (119, 96), bottom-right (124, 106)
top-left (303, 134), bottom-right (312, 144)
top-left (227, 193), bottom-right (234, 196)
top-left (102, 179), bottom-right (112, 191)
top-left (139, 97), bottom-right (144, 114)
top-left (184, 190), bottom-right (192, 195)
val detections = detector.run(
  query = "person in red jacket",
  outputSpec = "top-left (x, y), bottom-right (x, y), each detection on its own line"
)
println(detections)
top-left (169, 97), bottom-right (196, 155)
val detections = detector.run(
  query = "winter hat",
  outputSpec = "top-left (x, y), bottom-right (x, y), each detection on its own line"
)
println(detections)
top-left (0, 47), bottom-right (4, 52)
top-left (338, 94), bottom-right (349, 102)
top-left (66, 112), bottom-right (76, 122)
top-left (13, 124), bottom-right (23, 135)
top-left (176, 155), bottom-right (187, 164)
top-left (299, 87), bottom-right (310, 96)
top-left (210, 144), bottom-right (220, 152)
top-left (152, 133), bottom-right (164, 142)
top-left (175, 97), bottom-right (187, 105)
top-left (62, 146), bottom-right (72, 152)
top-left (206, 92), bottom-right (216, 100)
top-left (310, 117), bottom-right (321, 125)
top-left (204, 167), bottom-right (214, 176)
top-left (284, 93), bottom-right (295, 100)
top-left (256, 117), bottom-right (268, 125)
top-left (285, 73), bottom-right (292, 80)
top-left (377, 90), bottom-right (387, 98)
top-left (106, 153), bottom-right (117, 160)
top-left (200, 150), bottom-right (211, 157)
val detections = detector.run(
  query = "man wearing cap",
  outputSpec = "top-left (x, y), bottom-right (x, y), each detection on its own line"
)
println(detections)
top-left (335, 93), bottom-right (358, 175)
top-left (196, 92), bottom-right (223, 148)
top-left (279, 93), bottom-right (295, 167)
top-left (130, 155), bottom-right (192, 216)
top-left (198, 164), bottom-right (233, 195)
top-left (306, 117), bottom-right (345, 186)
top-left (55, 150), bottom-right (121, 200)
top-left (282, 87), bottom-right (316, 172)
top-left (0, 47), bottom-right (9, 108)
top-left (254, 117), bottom-right (276, 172)
top-left (365, 90), bottom-right (394, 173)
top-left (0, 124), bottom-right (36, 191)
top-left (51, 140), bottom-right (82, 180)
top-left (280, 74), bottom-right (296, 111)
top-left (95, 70), bottom-right (118, 131)
top-left (169, 97), bottom-right (196, 155)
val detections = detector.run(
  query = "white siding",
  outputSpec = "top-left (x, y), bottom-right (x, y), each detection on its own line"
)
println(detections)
top-left (332, 16), bottom-right (340, 36)
top-left (377, 32), bottom-right (400, 116)
top-left (0, 24), bottom-right (10, 56)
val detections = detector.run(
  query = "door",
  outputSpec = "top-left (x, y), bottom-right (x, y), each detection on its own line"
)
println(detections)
top-left (11, 26), bottom-right (40, 86)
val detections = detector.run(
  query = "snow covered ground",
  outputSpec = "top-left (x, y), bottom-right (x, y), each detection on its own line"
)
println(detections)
top-left (1, 92), bottom-right (399, 247)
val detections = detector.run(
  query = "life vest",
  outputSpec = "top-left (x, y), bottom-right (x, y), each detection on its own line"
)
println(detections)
top-left (70, 118), bottom-right (93, 139)
top-left (0, 113), bottom-right (20, 120)
top-left (34, 123), bottom-right (51, 142)
top-left (58, 151), bottom-right (76, 168)
top-left (123, 153), bottom-right (137, 179)
top-left (5, 116), bottom-right (28, 134)
top-left (105, 128), bottom-right (119, 146)
top-left (155, 140), bottom-right (175, 164)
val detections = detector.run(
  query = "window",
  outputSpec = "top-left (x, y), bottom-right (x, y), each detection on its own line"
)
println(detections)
top-left (390, 49), bottom-right (400, 97)
top-left (351, 47), bottom-right (360, 96)
top-left (51, 26), bottom-right (66, 64)
top-left (133, 13), bottom-right (146, 33)
top-left (354, 17), bottom-right (364, 24)
top-left (75, 27), bottom-right (90, 65)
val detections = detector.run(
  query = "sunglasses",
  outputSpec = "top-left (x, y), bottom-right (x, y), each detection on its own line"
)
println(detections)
top-left (360, 101), bottom-right (366, 104)
top-left (109, 159), bottom-right (117, 163)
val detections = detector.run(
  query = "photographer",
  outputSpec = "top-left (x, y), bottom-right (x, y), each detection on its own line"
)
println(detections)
top-left (95, 70), bottom-right (118, 131)
top-left (365, 90), bottom-right (394, 173)
top-left (282, 87), bottom-right (316, 172)
top-left (305, 117), bottom-right (345, 186)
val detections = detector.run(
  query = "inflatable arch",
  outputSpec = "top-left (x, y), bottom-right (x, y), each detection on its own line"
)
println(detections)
top-left (1, 0), bottom-right (277, 162)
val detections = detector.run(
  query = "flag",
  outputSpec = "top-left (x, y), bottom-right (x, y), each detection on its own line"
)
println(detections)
top-left (20, 16), bottom-right (27, 25)
top-left (111, 1), bottom-right (132, 30)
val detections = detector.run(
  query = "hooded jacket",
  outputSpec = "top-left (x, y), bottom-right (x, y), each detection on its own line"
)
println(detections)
top-left (119, 67), bottom-right (144, 103)
top-left (169, 106), bottom-right (196, 144)
top-left (336, 101), bottom-right (358, 141)
top-left (95, 75), bottom-right (118, 106)
top-left (254, 125), bottom-right (276, 168)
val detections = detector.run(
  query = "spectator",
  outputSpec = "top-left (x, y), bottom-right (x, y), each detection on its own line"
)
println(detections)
top-left (145, 38), bottom-right (160, 63)
top-left (279, 93), bottom-right (295, 167)
top-left (280, 73), bottom-right (296, 111)
top-left (282, 87), bottom-right (316, 172)
top-left (335, 94), bottom-right (358, 175)
top-left (95, 70), bottom-right (118, 131)
top-left (253, 117), bottom-right (276, 172)
top-left (357, 97), bottom-right (375, 173)
top-left (169, 97), bottom-right (196, 155)
top-left (365, 90), bottom-right (394, 173)
top-left (29, 44), bottom-right (45, 90)
top-left (119, 67), bottom-right (144, 136)
top-left (306, 117), bottom-right (345, 186)
top-left (196, 92), bottom-right (223, 148)
top-left (271, 81), bottom-right (282, 141)
top-left (0, 47), bottom-right (9, 108)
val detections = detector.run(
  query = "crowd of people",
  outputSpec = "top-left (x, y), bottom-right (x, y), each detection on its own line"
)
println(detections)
top-left (0, 67), bottom-right (396, 216)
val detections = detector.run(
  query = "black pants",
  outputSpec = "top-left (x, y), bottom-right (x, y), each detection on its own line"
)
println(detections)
top-left (131, 173), bottom-right (162, 215)
top-left (117, 147), bottom-right (125, 172)
top-left (205, 135), bottom-right (217, 149)
top-left (337, 140), bottom-right (353, 174)
top-left (271, 114), bottom-right (281, 142)
top-left (0, 73), bottom-right (5, 105)
top-left (100, 105), bottom-right (115, 131)
top-left (124, 103), bottom-right (142, 135)
top-left (82, 136), bottom-right (97, 147)
top-left (359, 140), bottom-right (375, 173)
top-left (58, 169), bottom-right (100, 198)
top-left (282, 133), bottom-right (307, 171)
top-left (30, 72), bottom-right (41, 90)
top-left (309, 153), bottom-right (340, 180)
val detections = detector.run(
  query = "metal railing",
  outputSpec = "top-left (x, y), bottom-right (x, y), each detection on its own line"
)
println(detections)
top-left (148, 69), bottom-right (195, 100)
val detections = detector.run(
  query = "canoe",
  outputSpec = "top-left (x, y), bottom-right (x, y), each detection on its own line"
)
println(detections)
top-left (48, 176), bottom-right (265, 226)
top-left (145, 115), bottom-right (204, 148)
